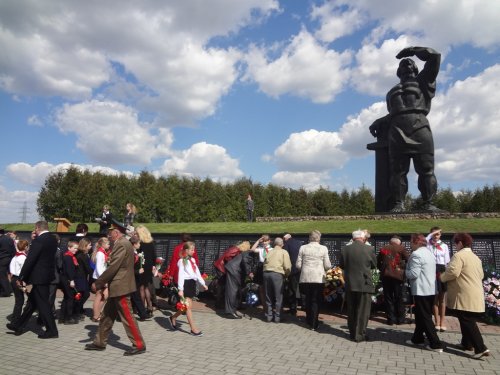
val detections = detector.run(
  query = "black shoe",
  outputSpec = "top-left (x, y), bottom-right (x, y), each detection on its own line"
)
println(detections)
top-left (386, 320), bottom-right (395, 326)
top-left (397, 318), bottom-right (412, 325)
top-left (38, 332), bottom-right (58, 339)
top-left (138, 316), bottom-right (151, 322)
top-left (85, 343), bottom-right (106, 351)
top-left (191, 330), bottom-right (203, 337)
top-left (168, 316), bottom-right (178, 330)
top-left (64, 318), bottom-right (79, 325)
top-left (123, 347), bottom-right (146, 356)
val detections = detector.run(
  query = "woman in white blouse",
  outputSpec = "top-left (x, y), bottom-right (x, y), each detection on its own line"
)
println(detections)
top-left (169, 241), bottom-right (208, 336)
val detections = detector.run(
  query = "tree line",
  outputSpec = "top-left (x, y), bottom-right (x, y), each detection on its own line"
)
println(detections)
top-left (37, 166), bottom-right (500, 223)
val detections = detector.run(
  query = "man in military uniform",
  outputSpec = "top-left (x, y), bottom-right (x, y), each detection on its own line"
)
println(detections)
top-left (84, 224), bottom-right (146, 356)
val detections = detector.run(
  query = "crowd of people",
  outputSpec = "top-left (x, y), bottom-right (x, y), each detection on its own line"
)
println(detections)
top-left (0, 212), bottom-right (492, 360)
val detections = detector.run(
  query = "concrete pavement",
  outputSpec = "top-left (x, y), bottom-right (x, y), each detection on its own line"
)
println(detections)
top-left (1, 295), bottom-right (499, 375)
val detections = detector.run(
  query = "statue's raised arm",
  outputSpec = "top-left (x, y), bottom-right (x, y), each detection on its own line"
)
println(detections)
top-left (396, 46), bottom-right (441, 83)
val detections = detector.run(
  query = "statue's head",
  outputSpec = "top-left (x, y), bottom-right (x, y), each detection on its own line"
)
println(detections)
top-left (397, 58), bottom-right (419, 79)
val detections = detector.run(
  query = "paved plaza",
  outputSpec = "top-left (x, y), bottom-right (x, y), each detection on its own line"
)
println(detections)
top-left (1, 295), bottom-right (499, 375)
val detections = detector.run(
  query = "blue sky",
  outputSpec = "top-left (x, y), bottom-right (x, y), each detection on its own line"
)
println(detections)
top-left (1, 0), bottom-right (500, 223)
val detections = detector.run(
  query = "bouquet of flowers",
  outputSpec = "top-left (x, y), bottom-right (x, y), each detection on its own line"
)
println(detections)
top-left (73, 288), bottom-right (82, 301)
top-left (483, 264), bottom-right (500, 324)
top-left (161, 270), bottom-right (173, 288)
top-left (138, 252), bottom-right (145, 273)
top-left (176, 297), bottom-right (189, 314)
top-left (324, 266), bottom-right (345, 302)
top-left (371, 268), bottom-right (384, 305)
top-left (153, 257), bottom-right (164, 277)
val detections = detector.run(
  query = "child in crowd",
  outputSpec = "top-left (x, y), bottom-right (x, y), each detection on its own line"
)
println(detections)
top-left (129, 236), bottom-right (150, 320)
top-left (8, 240), bottom-right (29, 325)
top-left (60, 241), bottom-right (79, 324)
top-left (169, 241), bottom-right (208, 336)
top-left (74, 238), bottom-right (92, 319)
top-left (426, 227), bottom-right (450, 332)
top-left (90, 237), bottom-right (110, 322)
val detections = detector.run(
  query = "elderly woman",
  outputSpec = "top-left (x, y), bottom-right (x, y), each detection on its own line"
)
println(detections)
top-left (440, 233), bottom-right (489, 359)
top-left (296, 230), bottom-right (331, 331)
top-left (405, 234), bottom-right (444, 352)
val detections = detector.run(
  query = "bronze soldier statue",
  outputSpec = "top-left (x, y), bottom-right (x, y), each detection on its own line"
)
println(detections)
top-left (370, 46), bottom-right (442, 212)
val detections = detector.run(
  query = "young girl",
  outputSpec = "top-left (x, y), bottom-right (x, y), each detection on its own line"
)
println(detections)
top-left (61, 241), bottom-right (79, 324)
top-left (9, 240), bottom-right (28, 325)
top-left (90, 237), bottom-right (110, 322)
top-left (426, 227), bottom-right (450, 332)
top-left (169, 241), bottom-right (208, 336)
top-left (74, 238), bottom-right (92, 319)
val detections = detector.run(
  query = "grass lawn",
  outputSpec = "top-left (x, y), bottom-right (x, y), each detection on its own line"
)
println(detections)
top-left (3, 217), bottom-right (500, 234)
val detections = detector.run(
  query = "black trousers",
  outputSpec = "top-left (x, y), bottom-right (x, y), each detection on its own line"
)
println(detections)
top-left (59, 279), bottom-right (75, 320)
top-left (14, 284), bottom-right (58, 335)
top-left (413, 295), bottom-right (442, 349)
top-left (455, 309), bottom-right (488, 354)
top-left (130, 289), bottom-right (148, 319)
top-left (286, 273), bottom-right (303, 312)
top-left (382, 277), bottom-right (405, 323)
top-left (0, 257), bottom-right (12, 296)
top-left (10, 276), bottom-right (24, 324)
top-left (300, 283), bottom-right (323, 329)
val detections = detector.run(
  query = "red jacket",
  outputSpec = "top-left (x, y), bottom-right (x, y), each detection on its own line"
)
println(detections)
top-left (213, 246), bottom-right (240, 275)
top-left (168, 242), bottom-right (199, 283)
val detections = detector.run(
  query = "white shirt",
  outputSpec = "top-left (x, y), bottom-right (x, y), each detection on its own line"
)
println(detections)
top-left (92, 249), bottom-right (107, 279)
top-left (9, 253), bottom-right (27, 276)
top-left (177, 257), bottom-right (205, 291)
top-left (426, 233), bottom-right (450, 266)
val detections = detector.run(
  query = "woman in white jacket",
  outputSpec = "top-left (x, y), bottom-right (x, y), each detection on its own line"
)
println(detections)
top-left (296, 230), bottom-right (331, 331)
top-left (405, 234), bottom-right (444, 352)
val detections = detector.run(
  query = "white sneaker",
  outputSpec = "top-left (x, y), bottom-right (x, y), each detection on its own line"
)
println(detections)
top-left (425, 345), bottom-right (443, 353)
top-left (472, 349), bottom-right (490, 359)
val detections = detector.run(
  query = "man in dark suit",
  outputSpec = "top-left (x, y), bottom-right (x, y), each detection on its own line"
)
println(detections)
top-left (340, 230), bottom-right (377, 342)
top-left (6, 221), bottom-right (59, 338)
top-left (283, 233), bottom-right (304, 315)
top-left (85, 224), bottom-right (146, 356)
top-left (0, 228), bottom-right (16, 297)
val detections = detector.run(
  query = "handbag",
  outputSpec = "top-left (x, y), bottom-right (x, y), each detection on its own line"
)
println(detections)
top-left (383, 266), bottom-right (404, 281)
top-left (401, 281), bottom-right (413, 305)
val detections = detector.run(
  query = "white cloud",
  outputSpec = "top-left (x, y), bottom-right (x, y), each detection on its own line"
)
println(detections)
top-left (311, 2), bottom-right (367, 43)
top-left (0, 1), bottom-right (279, 125)
top-left (271, 171), bottom-right (332, 191)
top-left (334, 0), bottom-right (500, 49)
top-left (429, 64), bottom-right (500, 183)
top-left (273, 129), bottom-right (347, 172)
top-left (55, 100), bottom-right (173, 165)
top-left (160, 142), bottom-right (244, 182)
top-left (244, 30), bottom-right (352, 103)
top-left (6, 162), bottom-right (133, 188)
top-left (27, 115), bottom-right (43, 127)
